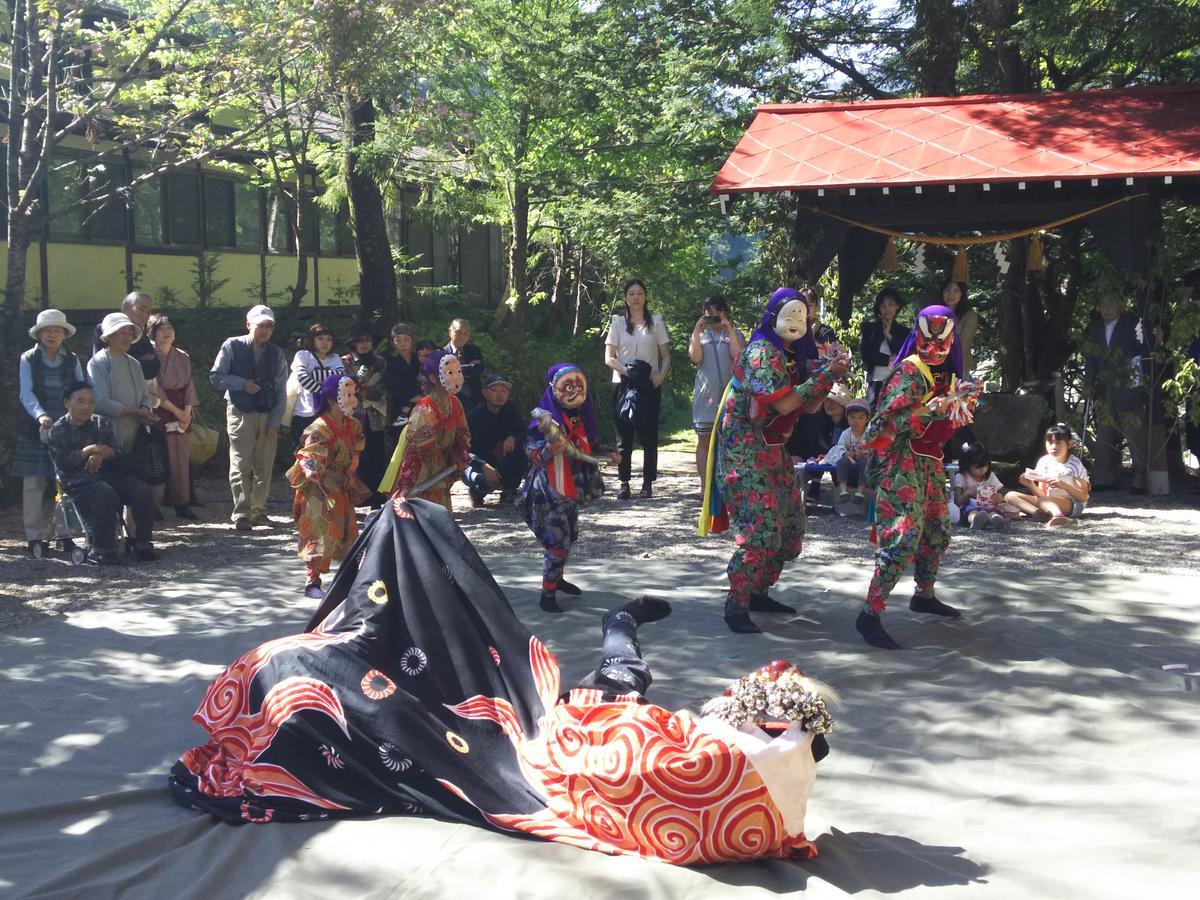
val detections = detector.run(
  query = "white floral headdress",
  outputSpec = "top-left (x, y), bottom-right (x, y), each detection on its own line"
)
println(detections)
top-left (701, 660), bottom-right (835, 734)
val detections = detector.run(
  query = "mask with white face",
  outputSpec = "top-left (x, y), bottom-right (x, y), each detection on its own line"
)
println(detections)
top-left (773, 299), bottom-right (808, 343)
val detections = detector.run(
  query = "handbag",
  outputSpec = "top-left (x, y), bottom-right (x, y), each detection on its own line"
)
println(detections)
top-left (132, 423), bottom-right (168, 485)
top-left (189, 414), bottom-right (220, 466)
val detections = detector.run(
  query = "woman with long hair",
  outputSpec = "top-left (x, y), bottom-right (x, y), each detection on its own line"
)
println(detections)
top-left (859, 286), bottom-right (910, 409)
top-left (604, 279), bottom-right (671, 499)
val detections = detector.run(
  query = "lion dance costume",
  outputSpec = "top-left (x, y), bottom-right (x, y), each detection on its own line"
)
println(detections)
top-left (856, 304), bottom-right (974, 650)
top-left (168, 498), bottom-right (835, 865)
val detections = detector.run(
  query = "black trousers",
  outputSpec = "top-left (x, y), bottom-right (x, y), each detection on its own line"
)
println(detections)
top-left (613, 382), bottom-right (662, 485)
top-left (71, 474), bottom-right (155, 554)
top-left (575, 609), bottom-right (652, 697)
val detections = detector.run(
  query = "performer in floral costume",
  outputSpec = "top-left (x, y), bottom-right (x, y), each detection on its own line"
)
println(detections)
top-left (169, 498), bottom-right (836, 865)
top-left (700, 288), bottom-right (849, 634)
top-left (519, 363), bottom-right (618, 613)
top-left (856, 304), bottom-right (978, 650)
top-left (287, 374), bottom-right (370, 600)
top-left (380, 350), bottom-right (470, 510)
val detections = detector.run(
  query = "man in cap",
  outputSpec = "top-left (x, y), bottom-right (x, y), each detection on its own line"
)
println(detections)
top-left (463, 372), bottom-right (528, 506)
top-left (92, 291), bottom-right (161, 381)
top-left (210, 305), bottom-right (288, 530)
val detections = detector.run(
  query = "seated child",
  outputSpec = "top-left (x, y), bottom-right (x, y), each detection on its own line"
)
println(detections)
top-left (823, 397), bottom-right (870, 512)
top-left (788, 383), bottom-right (850, 503)
top-left (952, 441), bottom-right (1013, 529)
top-left (1003, 423), bottom-right (1090, 526)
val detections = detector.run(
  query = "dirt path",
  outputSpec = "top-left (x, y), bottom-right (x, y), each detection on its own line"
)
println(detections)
top-left (2, 449), bottom-right (1197, 631)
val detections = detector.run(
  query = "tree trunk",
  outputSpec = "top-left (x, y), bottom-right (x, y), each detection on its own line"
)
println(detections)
top-left (344, 94), bottom-right (398, 325)
top-left (507, 178), bottom-right (530, 366)
top-left (997, 238), bottom-right (1027, 390)
top-left (276, 194), bottom-right (309, 342)
top-left (910, 0), bottom-right (965, 95)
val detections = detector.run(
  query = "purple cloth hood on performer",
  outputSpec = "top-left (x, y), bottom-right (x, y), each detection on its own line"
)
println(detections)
top-left (421, 349), bottom-right (449, 378)
top-left (319, 373), bottom-right (351, 408)
top-left (528, 363), bottom-right (599, 445)
top-left (749, 287), bottom-right (819, 365)
top-left (891, 304), bottom-right (964, 377)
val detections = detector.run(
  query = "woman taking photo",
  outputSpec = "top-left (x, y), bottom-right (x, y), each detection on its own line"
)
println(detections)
top-left (688, 296), bottom-right (744, 485)
top-left (859, 286), bottom-right (909, 409)
top-left (605, 279), bottom-right (670, 500)
top-left (148, 314), bottom-right (200, 520)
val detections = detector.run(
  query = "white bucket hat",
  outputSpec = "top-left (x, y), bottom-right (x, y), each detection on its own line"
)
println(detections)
top-left (247, 304), bottom-right (275, 326)
top-left (29, 308), bottom-right (77, 340)
top-left (99, 312), bottom-right (143, 343)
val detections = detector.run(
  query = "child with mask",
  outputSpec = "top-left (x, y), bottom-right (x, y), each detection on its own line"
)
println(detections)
top-left (519, 363), bottom-right (619, 613)
top-left (287, 374), bottom-right (371, 599)
top-left (381, 350), bottom-right (471, 511)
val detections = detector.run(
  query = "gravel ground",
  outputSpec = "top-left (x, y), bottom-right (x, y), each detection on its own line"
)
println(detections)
top-left (3, 449), bottom-right (1198, 631)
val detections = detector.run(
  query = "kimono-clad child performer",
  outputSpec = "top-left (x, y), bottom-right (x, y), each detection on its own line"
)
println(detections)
top-left (520, 363), bottom-right (619, 613)
top-left (380, 350), bottom-right (471, 510)
top-left (856, 304), bottom-right (980, 650)
top-left (700, 288), bottom-right (850, 634)
top-left (287, 374), bottom-right (370, 600)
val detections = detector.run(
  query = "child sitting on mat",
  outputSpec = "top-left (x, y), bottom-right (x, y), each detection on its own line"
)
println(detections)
top-left (1003, 423), bottom-right (1090, 526)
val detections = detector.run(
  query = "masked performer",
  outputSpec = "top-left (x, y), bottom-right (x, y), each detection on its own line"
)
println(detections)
top-left (856, 304), bottom-right (977, 650)
top-left (380, 350), bottom-right (470, 510)
top-left (520, 364), bottom-right (618, 614)
top-left (700, 288), bottom-right (849, 634)
top-left (287, 374), bottom-right (371, 600)
top-left (169, 498), bottom-right (835, 865)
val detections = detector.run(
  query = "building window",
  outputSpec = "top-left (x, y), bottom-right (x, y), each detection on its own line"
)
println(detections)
top-left (165, 172), bottom-right (201, 245)
top-left (234, 182), bottom-right (262, 250)
top-left (47, 155), bottom-right (85, 240)
top-left (205, 178), bottom-right (236, 247)
top-left (132, 171), bottom-right (164, 245)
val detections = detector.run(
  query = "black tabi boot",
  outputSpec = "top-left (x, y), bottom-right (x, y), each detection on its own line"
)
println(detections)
top-left (724, 596), bottom-right (763, 634)
top-left (539, 590), bottom-right (563, 613)
top-left (747, 592), bottom-right (796, 614)
top-left (909, 593), bottom-right (961, 618)
top-left (856, 609), bottom-right (901, 650)
top-left (558, 579), bottom-right (583, 596)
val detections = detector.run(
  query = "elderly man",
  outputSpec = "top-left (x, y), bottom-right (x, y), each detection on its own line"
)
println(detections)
top-left (1083, 295), bottom-right (1147, 492)
top-left (463, 373), bottom-right (528, 507)
top-left (210, 305), bottom-right (288, 531)
top-left (92, 291), bottom-right (160, 381)
top-left (444, 317), bottom-right (485, 409)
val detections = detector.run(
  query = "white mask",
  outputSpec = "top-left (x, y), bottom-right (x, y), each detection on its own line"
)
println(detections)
top-left (439, 356), bottom-right (464, 395)
top-left (773, 299), bottom-right (808, 343)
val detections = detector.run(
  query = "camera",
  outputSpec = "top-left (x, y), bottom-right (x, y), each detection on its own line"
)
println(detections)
top-left (705, 314), bottom-right (722, 324)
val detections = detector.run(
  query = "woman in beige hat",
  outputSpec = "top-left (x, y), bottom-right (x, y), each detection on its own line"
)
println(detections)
top-left (14, 309), bottom-right (85, 558)
top-left (87, 312), bottom-right (158, 454)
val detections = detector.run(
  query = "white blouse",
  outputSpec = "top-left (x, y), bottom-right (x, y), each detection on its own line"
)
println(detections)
top-left (605, 314), bottom-right (670, 383)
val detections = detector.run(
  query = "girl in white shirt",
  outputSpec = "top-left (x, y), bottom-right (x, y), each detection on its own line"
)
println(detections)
top-left (290, 323), bottom-right (346, 445)
top-left (604, 279), bottom-right (670, 500)
top-left (1003, 424), bottom-right (1091, 526)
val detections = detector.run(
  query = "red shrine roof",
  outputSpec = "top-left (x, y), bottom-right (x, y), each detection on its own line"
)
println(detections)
top-left (711, 86), bottom-right (1200, 195)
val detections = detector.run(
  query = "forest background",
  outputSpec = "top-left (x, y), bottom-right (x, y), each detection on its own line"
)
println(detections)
top-left (3, 0), bottom-right (1200, 478)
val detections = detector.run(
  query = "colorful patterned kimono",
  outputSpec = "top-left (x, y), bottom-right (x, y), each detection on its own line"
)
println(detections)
top-left (390, 394), bottom-right (470, 510)
top-left (863, 354), bottom-right (958, 612)
top-left (286, 415), bottom-right (369, 577)
top-left (714, 341), bottom-right (835, 609)
top-left (520, 414), bottom-right (603, 593)
top-left (169, 499), bottom-right (822, 864)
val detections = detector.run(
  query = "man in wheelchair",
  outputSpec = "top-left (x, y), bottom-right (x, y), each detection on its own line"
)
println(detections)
top-left (46, 381), bottom-right (159, 565)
